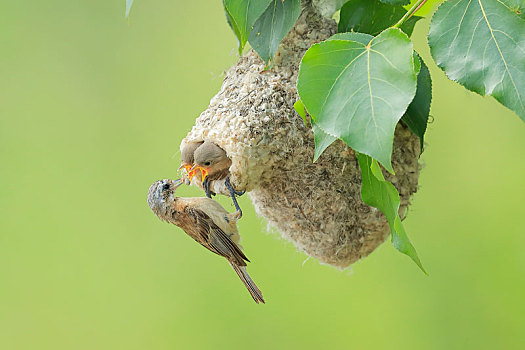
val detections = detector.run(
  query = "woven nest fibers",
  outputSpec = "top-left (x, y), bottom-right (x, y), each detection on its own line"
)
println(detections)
top-left (181, 9), bottom-right (420, 268)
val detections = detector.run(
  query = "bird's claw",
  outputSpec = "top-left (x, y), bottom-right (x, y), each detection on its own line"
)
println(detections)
top-left (225, 176), bottom-right (243, 218)
top-left (202, 178), bottom-right (215, 198)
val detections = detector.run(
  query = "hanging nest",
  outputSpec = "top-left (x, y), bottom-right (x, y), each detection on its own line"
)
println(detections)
top-left (181, 3), bottom-right (420, 269)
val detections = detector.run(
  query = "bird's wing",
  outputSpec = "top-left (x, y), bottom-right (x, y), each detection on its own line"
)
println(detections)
top-left (182, 197), bottom-right (236, 235)
top-left (186, 207), bottom-right (249, 266)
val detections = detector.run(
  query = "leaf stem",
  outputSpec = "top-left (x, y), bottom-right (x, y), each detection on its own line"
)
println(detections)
top-left (393, 0), bottom-right (428, 29)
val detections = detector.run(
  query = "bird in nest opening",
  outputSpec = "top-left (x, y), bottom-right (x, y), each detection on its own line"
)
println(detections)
top-left (180, 141), bottom-right (245, 217)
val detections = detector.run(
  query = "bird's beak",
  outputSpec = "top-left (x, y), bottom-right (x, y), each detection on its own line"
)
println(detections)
top-left (200, 167), bottom-right (209, 180)
top-left (172, 179), bottom-right (183, 189)
top-left (186, 164), bottom-right (197, 181)
top-left (180, 164), bottom-right (197, 181)
top-left (190, 165), bottom-right (209, 180)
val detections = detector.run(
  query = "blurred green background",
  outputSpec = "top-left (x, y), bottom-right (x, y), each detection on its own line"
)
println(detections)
top-left (1, 1), bottom-right (524, 349)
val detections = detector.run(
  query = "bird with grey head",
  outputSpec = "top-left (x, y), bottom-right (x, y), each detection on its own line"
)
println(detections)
top-left (147, 179), bottom-right (264, 303)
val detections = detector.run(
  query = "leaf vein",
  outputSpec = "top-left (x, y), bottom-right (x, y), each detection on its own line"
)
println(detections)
top-left (369, 49), bottom-right (404, 74)
top-left (478, 0), bottom-right (524, 110)
top-left (318, 50), bottom-right (367, 116)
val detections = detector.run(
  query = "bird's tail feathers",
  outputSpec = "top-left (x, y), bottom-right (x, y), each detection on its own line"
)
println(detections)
top-left (229, 262), bottom-right (265, 304)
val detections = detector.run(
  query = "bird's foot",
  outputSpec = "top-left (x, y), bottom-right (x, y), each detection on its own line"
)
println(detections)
top-left (225, 177), bottom-right (243, 218)
top-left (231, 210), bottom-right (241, 222)
top-left (225, 177), bottom-right (245, 196)
top-left (202, 178), bottom-right (214, 198)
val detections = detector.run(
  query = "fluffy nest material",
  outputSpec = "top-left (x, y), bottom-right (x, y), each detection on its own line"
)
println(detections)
top-left (181, 5), bottom-right (420, 268)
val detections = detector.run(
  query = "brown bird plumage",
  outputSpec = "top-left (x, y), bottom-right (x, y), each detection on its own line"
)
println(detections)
top-left (191, 141), bottom-right (244, 216)
top-left (147, 179), bottom-right (264, 303)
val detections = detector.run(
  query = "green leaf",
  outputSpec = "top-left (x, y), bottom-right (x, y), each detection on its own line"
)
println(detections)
top-left (293, 99), bottom-right (308, 126)
top-left (357, 153), bottom-right (426, 274)
top-left (401, 54), bottom-right (432, 151)
top-left (338, 0), bottom-right (422, 36)
top-left (248, 0), bottom-right (301, 66)
top-left (428, 0), bottom-right (525, 122)
top-left (126, 0), bottom-right (133, 18)
top-left (223, 0), bottom-right (273, 55)
top-left (379, 0), bottom-right (410, 5)
top-left (413, 50), bottom-right (421, 74)
top-left (310, 0), bottom-right (349, 17)
top-left (313, 123), bottom-right (337, 162)
top-left (297, 29), bottom-right (417, 172)
top-left (499, 0), bottom-right (525, 19)
top-left (328, 32), bottom-right (374, 44)
top-left (332, 0), bottom-right (351, 11)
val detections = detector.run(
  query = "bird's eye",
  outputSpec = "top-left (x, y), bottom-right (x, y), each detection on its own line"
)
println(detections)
top-left (162, 183), bottom-right (171, 191)
top-left (204, 161), bottom-right (211, 166)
